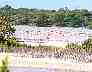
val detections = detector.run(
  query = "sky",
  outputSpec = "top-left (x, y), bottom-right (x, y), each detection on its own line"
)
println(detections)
top-left (0, 0), bottom-right (92, 10)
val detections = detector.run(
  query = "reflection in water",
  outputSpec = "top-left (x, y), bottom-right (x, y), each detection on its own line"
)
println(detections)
top-left (10, 67), bottom-right (61, 72)
top-left (10, 67), bottom-right (84, 72)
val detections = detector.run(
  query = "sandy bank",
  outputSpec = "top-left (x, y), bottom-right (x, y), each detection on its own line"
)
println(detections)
top-left (30, 41), bottom-right (67, 48)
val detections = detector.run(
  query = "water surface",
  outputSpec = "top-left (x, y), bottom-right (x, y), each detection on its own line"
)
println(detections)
top-left (9, 67), bottom-right (86, 72)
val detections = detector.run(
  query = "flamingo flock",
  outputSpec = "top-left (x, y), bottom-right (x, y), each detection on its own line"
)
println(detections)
top-left (15, 26), bottom-right (92, 46)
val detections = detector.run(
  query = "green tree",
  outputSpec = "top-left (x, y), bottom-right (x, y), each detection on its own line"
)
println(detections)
top-left (36, 13), bottom-right (50, 27)
top-left (0, 16), bottom-right (15, 49)
top-left (54, 13), bottom-right (64, 27)
top-left (0, 5), bottom-right (92, 28)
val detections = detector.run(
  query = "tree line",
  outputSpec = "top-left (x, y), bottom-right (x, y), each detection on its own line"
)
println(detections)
top-left (0, 5), bottom-right (92, 28)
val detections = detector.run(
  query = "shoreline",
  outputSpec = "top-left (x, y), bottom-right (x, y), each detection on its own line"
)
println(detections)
top-left (0, 53), bottom-right (92, 71)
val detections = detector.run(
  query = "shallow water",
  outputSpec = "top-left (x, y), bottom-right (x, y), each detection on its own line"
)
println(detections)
top-left (9, 67), bottom-right (85, 72)
top-left (15, 25), bottom-right (91, 32)
top-left (10, 67), bottom-right (61, 72)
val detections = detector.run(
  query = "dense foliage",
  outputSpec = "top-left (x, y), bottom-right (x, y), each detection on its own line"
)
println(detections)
top-left (1, 5), bottom-right (92, 28)
top-left (66, 38), bottom-right (92, 52)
